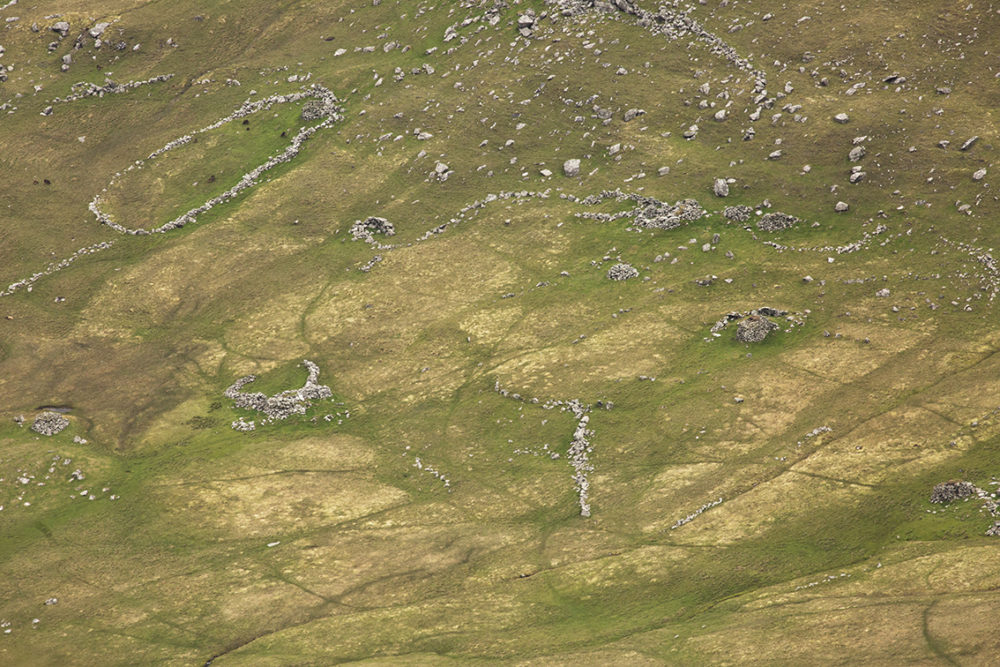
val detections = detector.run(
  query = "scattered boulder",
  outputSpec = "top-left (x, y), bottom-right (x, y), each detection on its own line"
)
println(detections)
top-left (876, 288), bottom-right (890, 297)
top-left (987, 522), bottom-right (1000, 537)
top-left (563, 158), bottom-right (581, 177)
top-left (848, 145), bottom-right (866, 162)
top-left (31, 411), bottom-right (69, 436)
top-left (736, 315), bottom-right (778, 343)
top-left (713, 178), bottom-right (729, 197)
top-left (973, 168), bottom-right (987, 181)
top-left (833, 113), bottom-right (849, 123)
top-left (930, 480), bottom-right (976, 504)
top-left (607, 263), bottom-right (639, 281)
top-left (834, 201), bottom-right (849, 212)
top-left (959, 136), bottom-right (979, 152)
top-left (51, 21), bottom-right (70, 36)
top-left (623, 108), bottom-right (646, 122)
top-left (757, 212), bottom-right (799, 232)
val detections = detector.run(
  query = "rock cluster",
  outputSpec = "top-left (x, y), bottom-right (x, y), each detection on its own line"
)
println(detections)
top-left (723, 205), bottom-right (752, 223)
top-left (47, 75), bottom-right (174, 107)
top-left (633, 197), bottom-right (704, 230)
top-left (494, 381), bottom-right (607, 517)
top-left (90, 85), bottom-right (343, 235)
top-left (350, 216), bottom-right (396, 244)
top-left (550, 0), bottom-right (768, 110)
top-left (31, 411), bottom-right (69, 436)
top-left (1, 241), bottom-right (113, 298)
top-left (757, 211), bottom-right (799, 232)
top-left (930, 480), bottom-right (976, 503)
top-left (735, 315), bottom-right (779, 343)
top-left (606, 262), bottom-right (638, 281)
top-left (987, 522), bottom-right (1000, 537)
top-left (224, 360), bottom-right (333, 428)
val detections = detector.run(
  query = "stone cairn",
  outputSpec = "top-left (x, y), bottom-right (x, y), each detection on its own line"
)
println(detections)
top-left (31, 411), bottom-right (69, 436)
top-left (90, 84), bottom-right (343, 235)
top-left (735, 315), bottom-right (779, 343)
top-left (930, 480), bottom-right (977, 504)
top-left (710, 307), bottom-right (802, 344)
top-left (756, 212), bottom-right (800, 232)
top-left (723, 205), bottom-right (752, 223)
top-left (606, 262), bottom-right (638, 281)
top-left (224, 360), bottom-right (333, 431)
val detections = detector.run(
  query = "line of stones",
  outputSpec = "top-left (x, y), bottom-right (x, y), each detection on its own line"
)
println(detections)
top-left (493, 380), bottom-right (612, 518)
top-left (89, 84), bottom-right (342, 235)
top-left (550, 0), bottom-right (769, 110)
top-left (1, 241), bottom-right (114, 298)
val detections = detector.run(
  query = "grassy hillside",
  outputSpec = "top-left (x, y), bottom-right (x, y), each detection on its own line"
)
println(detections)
top-left (2, 0), bottom-right (999, 663)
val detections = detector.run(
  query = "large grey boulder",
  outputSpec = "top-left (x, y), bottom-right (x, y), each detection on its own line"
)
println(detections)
top-left (563, 158), bottom-right (581, 177)
top-left (713, 178), bottom-right (729, 197)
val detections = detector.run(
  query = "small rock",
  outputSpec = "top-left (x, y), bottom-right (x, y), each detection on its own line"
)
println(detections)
top-left (973, 168), bottom-right (987, 181)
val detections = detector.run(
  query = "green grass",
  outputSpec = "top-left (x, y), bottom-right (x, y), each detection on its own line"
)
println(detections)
top-left (2, 0), bottom-right (1000, 664)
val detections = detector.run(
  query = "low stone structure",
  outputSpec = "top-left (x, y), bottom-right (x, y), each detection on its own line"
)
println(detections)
top-left (225, 360), bottom-right (333, 428)
top-left (350, 216), bottom-right (395, 244)
top-left (930, 480), bottom-right (977, 503)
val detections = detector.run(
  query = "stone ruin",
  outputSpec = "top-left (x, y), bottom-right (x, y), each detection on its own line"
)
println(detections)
top-left (607, 262), bottom-right (639, 281)
top-left (757, 212), bottom-right (800, 232)
top-left (723, 205), bottom-right (752, 223)
top-left (350, 216), bottom-right (396, 244)
top-left (224, 360), bottom-right (333, 429)
top-left (633, 197), bottom-right (705, 230)
top-left (736, 315), bottom-right (779, 343)
top-left (31, 411), bottom-right (69, 436)
top-left (930, 480), bottom-right (977, 504)
top-left (300, 97), bottom-right (338, 121)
